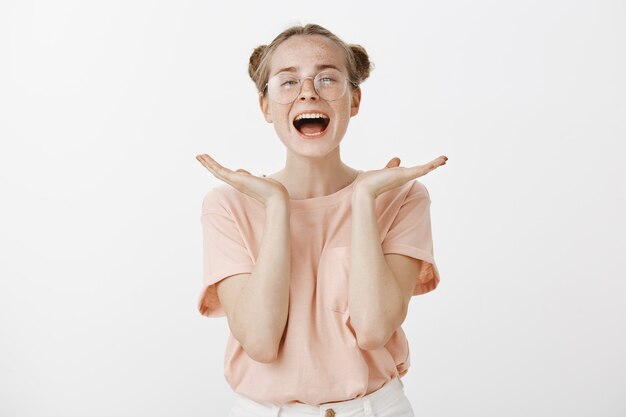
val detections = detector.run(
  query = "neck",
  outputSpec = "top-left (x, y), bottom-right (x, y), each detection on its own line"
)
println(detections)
top-left (271, 149), bottom-right (358, 200)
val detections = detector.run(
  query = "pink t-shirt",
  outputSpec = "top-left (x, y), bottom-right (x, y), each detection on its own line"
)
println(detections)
top-left (198, 172), bottom-right (440, 405)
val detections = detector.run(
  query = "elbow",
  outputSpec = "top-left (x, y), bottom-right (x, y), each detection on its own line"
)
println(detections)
top-left (355, 328), bottom-right (390, 351)
top-left (231, 316), bottom-right (285, 363)
top-left (245, 345), bottom-right (279, 363)
top-left (354, 314), bottom-right (404, 351)
top-left (241, 335), bottom-right (281, 363)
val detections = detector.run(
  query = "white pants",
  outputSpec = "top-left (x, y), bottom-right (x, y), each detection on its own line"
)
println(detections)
top-left (228, 377), bottom-right (415, 417)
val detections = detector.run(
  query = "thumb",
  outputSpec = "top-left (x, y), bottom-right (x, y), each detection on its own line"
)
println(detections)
top-left (235, 169), bottom-right (251, 175)
top-left (385, 157), bottom-right (401, 168)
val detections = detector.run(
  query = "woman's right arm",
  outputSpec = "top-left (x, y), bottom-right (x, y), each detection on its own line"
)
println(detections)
top-left (215, 198), bottom-right (291, 363)
top-left (196, 153), bottom-right (292, 363)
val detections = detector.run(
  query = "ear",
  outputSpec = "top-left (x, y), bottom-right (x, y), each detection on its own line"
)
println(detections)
top-left (350, 86), bottom-right (361, 117)
top-left (259, 94), bottom-right (273, 123)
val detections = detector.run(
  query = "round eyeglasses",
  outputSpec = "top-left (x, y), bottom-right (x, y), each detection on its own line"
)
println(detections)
top-left (264, 68), bottom-right (357, 104)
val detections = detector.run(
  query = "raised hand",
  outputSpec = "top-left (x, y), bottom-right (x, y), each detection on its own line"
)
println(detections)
top-left (196, 154), bottom-right (290, 207)
top-left (353, 155), bottom-right (448, 199)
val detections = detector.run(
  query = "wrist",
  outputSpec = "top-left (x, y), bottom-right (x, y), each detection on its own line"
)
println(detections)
top-left (352, 185), bottom-right (376, 204)
top-left (265, 196), bottom-right (290, 213)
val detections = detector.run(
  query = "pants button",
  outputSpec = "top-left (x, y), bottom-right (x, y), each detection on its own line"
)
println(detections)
top-left (325, 409), bottom-right (336, 417)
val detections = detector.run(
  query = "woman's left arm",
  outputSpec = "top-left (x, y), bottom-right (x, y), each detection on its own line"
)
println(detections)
top-left (349, 189), bottom-right (423, 350)
top-left (348, 155), bottom-right (447, 351)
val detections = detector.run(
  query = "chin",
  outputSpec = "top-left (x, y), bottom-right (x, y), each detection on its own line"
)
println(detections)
top-left (284, 139), bottom-right (342, 158)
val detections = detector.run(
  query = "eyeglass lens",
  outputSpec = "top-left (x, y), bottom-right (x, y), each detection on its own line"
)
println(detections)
top-left (267, 69), bottom-right (348, 104)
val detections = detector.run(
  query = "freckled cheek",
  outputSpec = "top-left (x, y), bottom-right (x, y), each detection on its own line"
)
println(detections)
top-left (279, 119), bottom-right (292, 131)
top-left (273, 119), bottom-right (294, 140)
top-left (331, 112), bottom-right (351, 130)
top-left (333, 100), bottom-right (353, 121)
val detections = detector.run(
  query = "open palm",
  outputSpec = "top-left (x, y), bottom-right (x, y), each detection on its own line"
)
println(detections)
top-left (196, 153), bottom-right (289, 206)
top-left (354, 155), bottom-right (448, 198)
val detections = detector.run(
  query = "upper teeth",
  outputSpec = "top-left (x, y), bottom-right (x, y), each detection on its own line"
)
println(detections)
top-left (295, 113), bottom-right (328, 121)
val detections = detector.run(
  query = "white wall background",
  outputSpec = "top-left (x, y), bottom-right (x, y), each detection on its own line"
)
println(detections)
top-left (1, 0), bottom-right (624, 416)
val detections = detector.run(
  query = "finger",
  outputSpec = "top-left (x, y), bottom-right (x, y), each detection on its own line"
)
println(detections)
top-left (424, 156), bottom-right (447, 171)
top-left (198, 154), bottom-right (230, 176)
top-left (197, 155), bottom-right (223, 178)
top-left (407, 155), bottom-right (448, 178)
top-left (197, 153), bottom-right (223, 166)
top-left (196, 154), bottom-right (238, 183)
top-left (385, 157), bottom-right (401, 169)
top-left (196, 154), bottom-right (218, 174)
top-left (196, 154), bottom-right (220, 170)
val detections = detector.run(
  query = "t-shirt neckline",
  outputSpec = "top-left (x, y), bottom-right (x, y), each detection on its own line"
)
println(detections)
top-left (290, 170), bottom-right (364, 210)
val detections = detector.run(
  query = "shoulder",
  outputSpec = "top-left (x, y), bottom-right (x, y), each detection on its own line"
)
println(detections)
top-left (201, 184), bottom-right (264, 217)
top-left (377, 179), bottom-right (429, 204)
top-left (404, 179), bottom-right (431, 201)
top-left (201, 184), bottom-right (231, 215)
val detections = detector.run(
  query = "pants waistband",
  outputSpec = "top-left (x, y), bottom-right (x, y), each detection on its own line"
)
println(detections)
top-left (233, 377), bottom-right (406, 416)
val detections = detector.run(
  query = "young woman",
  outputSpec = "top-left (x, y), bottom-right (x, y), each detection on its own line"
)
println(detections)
top-left (196, 23), bottom-right (447, 417)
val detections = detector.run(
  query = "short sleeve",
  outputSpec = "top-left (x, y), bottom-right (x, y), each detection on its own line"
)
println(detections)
top-left (198, 188), bottom-right (255, 318)
top-left (381, 180), bottom-right (440, 296)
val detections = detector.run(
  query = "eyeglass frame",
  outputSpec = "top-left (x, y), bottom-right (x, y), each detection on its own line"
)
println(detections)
top-left (261, 69), bottom-right (359, 104)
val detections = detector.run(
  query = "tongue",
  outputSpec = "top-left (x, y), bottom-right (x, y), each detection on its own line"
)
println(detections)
top-left (299, 120), bottom-right (325, 135)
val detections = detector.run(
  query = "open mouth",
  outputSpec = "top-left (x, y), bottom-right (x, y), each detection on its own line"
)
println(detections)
top-left (293, 112), bottom-right (330, 137)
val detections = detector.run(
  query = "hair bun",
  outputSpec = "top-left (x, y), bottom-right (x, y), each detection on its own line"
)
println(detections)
top-left (349, 44), bottom-right (373, 84)
top-left (248, 44), bottom-right (268, 82)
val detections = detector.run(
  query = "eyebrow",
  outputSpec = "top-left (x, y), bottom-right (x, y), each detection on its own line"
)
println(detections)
top-left (271, 64), bottom-right (341, 76)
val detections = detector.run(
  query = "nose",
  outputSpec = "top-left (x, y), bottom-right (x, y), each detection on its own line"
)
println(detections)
top-left (298, 78), bottom-right (318, 101)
